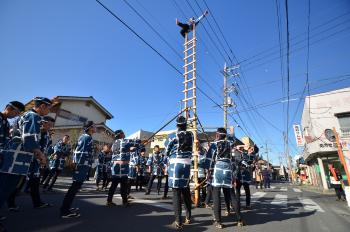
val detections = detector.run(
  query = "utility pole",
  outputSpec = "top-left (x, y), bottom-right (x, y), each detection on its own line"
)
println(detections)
top-left (223, 63), bottom-right (228, 130)
top-left (265, 141), bottom-right (270, 169)
top-left (284, 132), bottom-right (292, 182)
top-left (222, 64), bottom-right (239, 130)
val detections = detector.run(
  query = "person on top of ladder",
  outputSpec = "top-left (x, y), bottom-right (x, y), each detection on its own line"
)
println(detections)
top-left (176, 10), bottom-right (209, 38)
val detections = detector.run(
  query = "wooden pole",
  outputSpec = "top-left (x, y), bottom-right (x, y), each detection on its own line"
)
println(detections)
top-left (333, 127), bottom-right (350, 185)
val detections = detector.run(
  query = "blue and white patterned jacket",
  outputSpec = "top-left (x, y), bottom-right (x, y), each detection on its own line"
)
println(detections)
top-left (166, 130), bottom-right (193, 188)
top-left (111, 139), bottom-right (135, 177)
top-left (72, 133), bottom-right (93, 182)
top-left (207, 139), bottom-right (234, 188)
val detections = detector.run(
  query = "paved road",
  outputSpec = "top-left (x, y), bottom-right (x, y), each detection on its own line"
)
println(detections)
top-left (1, 178), bottom-right (349, 232)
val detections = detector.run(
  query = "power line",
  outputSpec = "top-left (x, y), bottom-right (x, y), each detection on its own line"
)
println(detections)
top-left (171, 0), bottom-right (222, 69)
top-left (122, 0), bottom-right (182, 60)
top-left (95, 0), bottom-right (248, 135)
top-left (203, 0), bottom-right (239, 63)
top-left (275, 0), bottom-right (286, 131)
top-left (236, 75), bottom-right (350, 113)
top-left (184, 0), bottom-right (230, 64)
top-left (193, 0), bottom-right (233, 64)
top-left (242, 18), bottom-right (350, 69)
top-left (239, 11), bottom-right (350, 65)
top-left (243, 23), bottom-right (350, 72)
top-left (123, 0), bottom-right (222, 102)
top-left (306, 0), bottom-right (312, 135)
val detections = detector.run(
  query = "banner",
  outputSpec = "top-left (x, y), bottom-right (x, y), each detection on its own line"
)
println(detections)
top-left (293, 125), bottom-right (305, 147)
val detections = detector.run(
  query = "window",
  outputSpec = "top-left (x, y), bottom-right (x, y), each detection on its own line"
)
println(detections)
top-left (335, 112), bottom-right (350, 137)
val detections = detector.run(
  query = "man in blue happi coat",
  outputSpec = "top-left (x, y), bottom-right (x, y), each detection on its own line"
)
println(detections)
top-left (43, 134), bottom-right (71, 191)
top-left (60, 121), bottom-right (95, 218)
top-left (135, 147), bottom-right (147, 191)
top-left (166, 116), bottom-right (193, 229)
top-left (127, 140), bottom-right (142, 198)
top-left (103, 149), bottom-right (112, 190)
top-left (207, 127), bottom-right (243, 229)
top-left (0, 101), bottom-right (25, 228)
top-left (20, 97), bottom-right (53, 209)
top-left (95, 144), bottom-right (111, 191)
top-left (40, 128), bottom-right (55, 185)
top-left (160, 152), bottom-right (169, 199)
top-left (38, 116), bottom-right (55, 184)
top-left (145, 145), bottom-right (164, 195)
top-left (234, 145), bottom-right (258, 210)
top-left (106, 129), bottom-right (135, 207)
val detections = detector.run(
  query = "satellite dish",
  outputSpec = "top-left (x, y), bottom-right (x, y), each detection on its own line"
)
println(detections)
top-left (324, 129), bottom-right (336, 142)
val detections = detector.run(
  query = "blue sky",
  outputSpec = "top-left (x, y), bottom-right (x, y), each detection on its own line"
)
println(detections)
top-left (1, 0), bottom-right (350, 165)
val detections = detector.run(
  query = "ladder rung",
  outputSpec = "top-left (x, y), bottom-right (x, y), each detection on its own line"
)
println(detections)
top-left (182, 87), bottom-right (196, 92)
top-left (183, 60), bottom-right (195, 67)
top-left (184, 45), bottom-right (196, 53)
top-left (183, 78), bottom-right (195, 83)
top-left (183, 53), bottom-right (196, 60)
top-left (184, 38), bottom-right (195, 46)
top-left (182, 96), bottom-right (196, 101)
top-left (183, 68), bottom-right (196, 76)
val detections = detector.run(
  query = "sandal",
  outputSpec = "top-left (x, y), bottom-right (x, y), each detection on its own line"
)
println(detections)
top-left (213, 221), bottom-right (224, 229)
top-left (237, 220), bottom-right (245, 227)
top-left (174, 221), bottom-right (183, 230)
top-left (184, 217), bottom-right (191, 224)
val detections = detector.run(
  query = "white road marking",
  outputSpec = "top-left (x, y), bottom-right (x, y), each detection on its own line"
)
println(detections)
top-left (270, 194), bottom-right (288, 207)
top-left (279, 187), bottom-right (288, 192)
top-left (298, 197), bottom-right (325, 213)
top-left (293, 188), bottom-right (302, 193)
top-left (251, 191), bottom-right (267, 203)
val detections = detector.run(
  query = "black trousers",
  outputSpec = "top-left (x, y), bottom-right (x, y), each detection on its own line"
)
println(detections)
top-left (40, 167), bottom-right (50, 184)
top-left (127, 178), bottom-right (136, 195)
top-left (96, 171), bottom-right (107, 188)
top-left (107, 176), bottom-right (128, 204)
top-left (197, 178), bottom-right (207, 203)
top-left (135, 175), bottom-right (144, 190)
top-left (177, 22), bottom-right (190, 38)
top-left (103, 177), bottom-right (111, 189)
top-left (172, 187), bottom-right (192, 224)
top-left (335, 186), bottom-right (346, 200)
top-left (213, 187), bottom-right (241, 223)
top-left (7, 176), bottom-right (26, 208)
top-left (236, 181), bottom-right (251, 207)
top-left (147, 175), bottom-right (162, 193)
top-left (60, 181), bottom-right (83, 215)
top-left (204, 185), bottom-right (213, 205)
top-left (43, 169), bottom-right (61, 190)
top-left (28, 175), bottom-right (43, 207)
top-left (163, 175), bottom-right (169, 197)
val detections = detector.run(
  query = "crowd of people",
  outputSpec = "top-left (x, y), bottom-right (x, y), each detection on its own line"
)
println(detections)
top-left (0, 97), bottom-right (265, 231)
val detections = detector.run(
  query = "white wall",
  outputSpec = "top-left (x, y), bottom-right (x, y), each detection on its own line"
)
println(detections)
top-left (301, 88), bottom-right (350, 159)
top-left (55, 100), bottom-right (107, 126)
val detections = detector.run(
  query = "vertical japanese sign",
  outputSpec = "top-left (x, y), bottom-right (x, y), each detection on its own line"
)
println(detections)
top-left (293, 124), bottom-right (305, 147)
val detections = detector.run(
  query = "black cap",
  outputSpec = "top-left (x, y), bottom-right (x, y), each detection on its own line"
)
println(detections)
top-left (42, 116), bottom-right (55, 123)
top-left (114, 129), bottom-right (124, 138)
top-left (33, 97), bottom-right (52, 106)
top-left (7, 101), bottom-right (25, 112)
top-left (176, 116), bottom-right (187, 125)
top-left (216, 127), bottom-right (227, 135)
top-left (84, 121), bottom-right (94, 131)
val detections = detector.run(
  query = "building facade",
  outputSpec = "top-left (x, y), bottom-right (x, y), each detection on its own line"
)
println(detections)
top-left (301, 87), bottom-right (350, 190)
